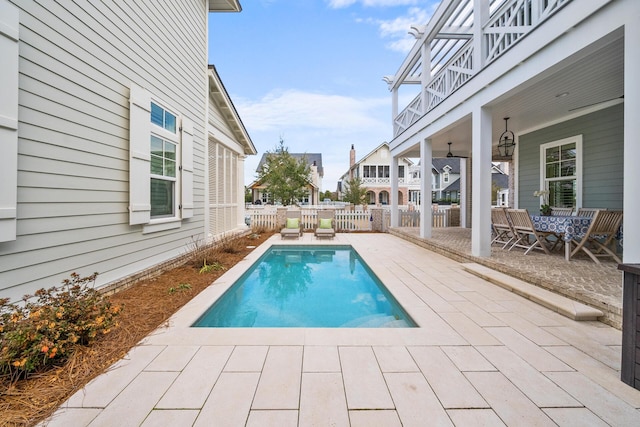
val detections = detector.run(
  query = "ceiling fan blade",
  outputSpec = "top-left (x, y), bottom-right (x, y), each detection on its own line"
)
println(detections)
top-left (568, 95), bottom-right (623, 112)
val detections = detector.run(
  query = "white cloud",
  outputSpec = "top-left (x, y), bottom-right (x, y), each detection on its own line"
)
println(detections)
top-left (236, 89), bottom-right (393, 189)
top-left (373, 7), bottom-right (433, 53)
top-left (235, 89), bottom-right (388, 132)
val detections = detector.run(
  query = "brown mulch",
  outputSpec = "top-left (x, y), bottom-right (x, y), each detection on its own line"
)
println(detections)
top-left (0, 231), bottom-right (275, 427)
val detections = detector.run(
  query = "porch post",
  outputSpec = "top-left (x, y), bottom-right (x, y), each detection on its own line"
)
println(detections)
top-left (459, 157), bottom-right (468, 227)
top-left (390, 154), bottom-right (399, 227)
top-left (420, 138), bottom-right (432, 238)
top-left (471, 106), bottom-right (492, 257)
top-left (624, 20), bottom-right (640, 262)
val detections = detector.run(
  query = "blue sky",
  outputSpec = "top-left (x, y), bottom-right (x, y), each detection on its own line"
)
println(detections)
top-left (209, 0), bottom-right (438, 191)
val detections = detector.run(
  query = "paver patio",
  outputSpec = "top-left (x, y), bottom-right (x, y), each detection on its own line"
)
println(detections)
top-left (42, 233), bottom-right (640, 426)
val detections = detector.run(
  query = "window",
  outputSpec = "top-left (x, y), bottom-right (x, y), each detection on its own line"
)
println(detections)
top-left (443, 172), bottom-right (450, 184)
top-left (129, 84), bottom-right (193, 229)
top-left (398, 165), bottom-right (405, 178)
top-left (363, 165), bottom-right (375, 178)
top-left (150, 103), bottom-right (178, 218)
top-left (378, 165), bottom-right (389, 178)
top-left (540, 136), bottom-right (582, 208)
top-left (209, 140), bottom-right (240, 235)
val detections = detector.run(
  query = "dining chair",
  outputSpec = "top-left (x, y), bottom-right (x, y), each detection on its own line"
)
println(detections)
top-left (506, 209), bottom-right (556, 255)
top-left (551, 207), bottom-right (573, 216)
top-left (576, 207), bottom-right (602, 218)
top-left (491, 208), bottom-right (515, 249)
top-left (280, 210), bottom-right (303, 239)
top-left (569, 210), bottom-right (623, 263)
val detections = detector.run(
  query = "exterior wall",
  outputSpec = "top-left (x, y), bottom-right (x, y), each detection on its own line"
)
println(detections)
top-left (0, 0), bottom-right (209, 301)
top-left (518, 104), bottom-right (623, 213)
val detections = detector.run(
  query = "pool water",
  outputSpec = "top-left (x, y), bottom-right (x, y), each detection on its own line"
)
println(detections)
top-left (193, 245), bottom-right (416, 328)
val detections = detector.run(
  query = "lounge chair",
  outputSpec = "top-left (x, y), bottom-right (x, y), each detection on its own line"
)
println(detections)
top-left (569, 210), bottom-right (623, 263)
top-left (280, 210), bottom-right (302, 239)
top-left (551, 207), bottom-right (573, 216)
top-left (314, 209), bottom-right (335, 239)
top-left (491, 207), bottom-right (515, 249)
top-left (506, 209), bottom-right (558, 255)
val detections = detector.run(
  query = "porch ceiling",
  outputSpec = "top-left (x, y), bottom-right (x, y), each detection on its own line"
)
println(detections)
top-left (400, 30), bottom-right (624, 159)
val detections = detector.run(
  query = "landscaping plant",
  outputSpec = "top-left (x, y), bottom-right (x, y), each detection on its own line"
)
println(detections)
top-left (0, 272), bottom-right (121, 382)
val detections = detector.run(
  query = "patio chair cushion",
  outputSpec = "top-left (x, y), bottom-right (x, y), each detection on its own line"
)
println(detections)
top-left (319, 218), bottom-right (332, 229)
top-left (286, 217), bottom-right (300, 229)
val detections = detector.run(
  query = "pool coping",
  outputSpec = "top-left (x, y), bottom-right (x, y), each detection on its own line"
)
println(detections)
top-left (142, 234), bottom-right (468, 348)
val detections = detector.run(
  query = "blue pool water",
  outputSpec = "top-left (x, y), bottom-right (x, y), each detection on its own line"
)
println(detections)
top-left (193, 245), bottom-right (416, 328)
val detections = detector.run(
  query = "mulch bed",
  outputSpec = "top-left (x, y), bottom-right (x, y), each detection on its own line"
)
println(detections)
top-left (0, 231), bottom-right (274, 427)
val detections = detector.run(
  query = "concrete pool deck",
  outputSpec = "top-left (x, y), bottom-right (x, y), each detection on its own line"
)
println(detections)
top-left (43, 233), bottom-right (640, 426)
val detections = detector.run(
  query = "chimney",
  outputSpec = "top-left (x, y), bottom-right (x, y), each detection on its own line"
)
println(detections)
top-left (349, 144), bottom-right (356, 168)
top-left (349, 144), bottom-right (356, 179)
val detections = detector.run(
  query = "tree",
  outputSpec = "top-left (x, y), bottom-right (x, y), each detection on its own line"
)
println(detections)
top-left (321, 190), bottom-right (333, 201)
top-left (257, 139), bottom-right (311, 206)
top-left (342, 177), bottom-right (368, 206)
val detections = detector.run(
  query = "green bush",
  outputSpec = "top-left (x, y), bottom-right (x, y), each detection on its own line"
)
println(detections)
top-left (0, 272), bottom-right (121, 380)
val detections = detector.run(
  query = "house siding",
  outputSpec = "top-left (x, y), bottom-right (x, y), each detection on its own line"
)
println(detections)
top-left (518, 104), bottom-right (623, 212)
top-left (0, 0), bottom-right (208, 301)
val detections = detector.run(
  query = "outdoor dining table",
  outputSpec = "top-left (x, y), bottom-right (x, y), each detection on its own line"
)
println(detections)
top-left (530, 214), bottom-right (592, 261)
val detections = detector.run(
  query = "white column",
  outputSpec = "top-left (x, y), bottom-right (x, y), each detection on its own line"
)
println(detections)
top-left (237, 155), bottom-right (247, 229)
top-left (390, 154), bottom-right (399, 227)
top-left (459, 157), bottom-right (468, 227)
top-left (624, 19), bottom-right (640, 262)
top-left (471, 106), bottom-right (492, 257)
top-left (392, 88), bottom-right (398, 119)
top-left (472, 0), bottom-right (489, 72)
top-left (420, 138), bottom-right (432, 238)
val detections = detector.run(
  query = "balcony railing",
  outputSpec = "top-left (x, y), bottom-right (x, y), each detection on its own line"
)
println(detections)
top-left (393, 0), bottom-right (571, 137)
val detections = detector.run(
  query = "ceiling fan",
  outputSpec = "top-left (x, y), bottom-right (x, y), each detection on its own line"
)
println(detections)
top-left (445, 142), bottom-right (468, 158)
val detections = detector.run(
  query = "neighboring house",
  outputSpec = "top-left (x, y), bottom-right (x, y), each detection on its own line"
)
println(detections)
top-left (492, 166), bottom-right (510, 207)
top-left (337, 143), bottom-right (417, 205)
top-left (0, 1), bottom-right (254, 301)
top-left (431, 158), bottom-right (461, 203)
top-left (385, 0), bottom-right (638, 262)
top-left (249, 153), bottom-right (323, 205)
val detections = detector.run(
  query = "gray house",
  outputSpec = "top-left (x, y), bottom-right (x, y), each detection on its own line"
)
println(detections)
top-left (385, 0), bottom-right (637, 261)
top-left (0, 1), bottom-right (254, 301)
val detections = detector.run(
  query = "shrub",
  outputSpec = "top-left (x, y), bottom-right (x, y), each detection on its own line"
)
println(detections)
top-left (0, 272), bottom-right (121, 380)
top-left (217, 234), bottom-right (245, 254)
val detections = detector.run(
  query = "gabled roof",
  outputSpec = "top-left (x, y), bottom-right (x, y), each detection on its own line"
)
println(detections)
top-left (432, 158), bottom-right (461, 174)
top-left (255, 153), bottom-right (324, 177)
top-left (208, 65), bottom-right (256, 155)
top-left (339, 142), bottom-right (413, 181)
top-left (492, 172), bottom-right (509, 189)
top-left (209, 0), bottom-right (241, 12)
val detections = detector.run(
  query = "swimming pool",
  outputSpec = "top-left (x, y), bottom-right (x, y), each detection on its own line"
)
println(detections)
top-left (193, 245), bottom-right (416, 328)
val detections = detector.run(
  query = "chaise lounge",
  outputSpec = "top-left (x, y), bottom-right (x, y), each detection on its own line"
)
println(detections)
top-left (314, 209), bottom-right (335, 239)
top-left (280, 210), bottom-right (303, 239)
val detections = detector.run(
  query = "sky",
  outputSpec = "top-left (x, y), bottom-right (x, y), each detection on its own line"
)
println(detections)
top-left (208, 0), bottom-right (439, 191)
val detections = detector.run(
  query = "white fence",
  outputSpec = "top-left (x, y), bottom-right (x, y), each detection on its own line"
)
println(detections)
top-left (246, 206), bottom-right (458, 232)
top-left (389, 207), bottom-right (456, 229)
top-left (246, 208), bottom-right (373, 232)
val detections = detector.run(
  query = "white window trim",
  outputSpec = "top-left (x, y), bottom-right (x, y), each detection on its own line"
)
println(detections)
top-left (128, 83), bottom-right (193, 232)
top-left (539, 135), bottom-right (583, 208)
top-left (0, 0), bottom-right (19, 243)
